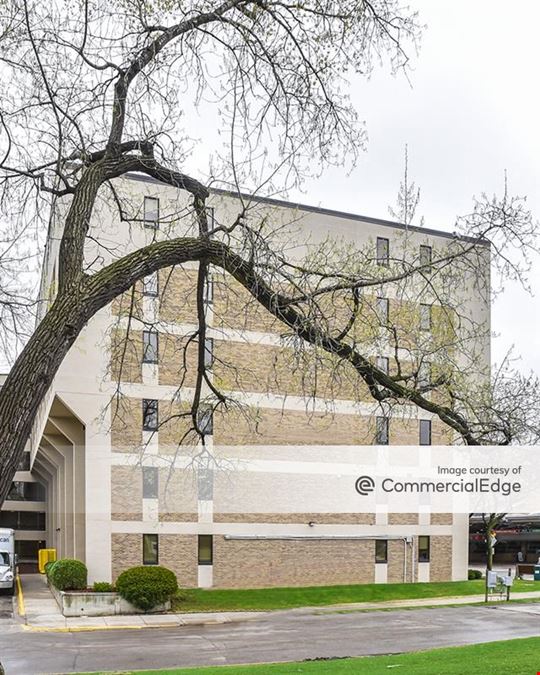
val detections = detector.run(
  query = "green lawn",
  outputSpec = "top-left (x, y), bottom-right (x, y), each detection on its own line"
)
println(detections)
top-left (172, 578), bottom-right (540, 613)
top-left (80, 636), bottom-right (540, 674)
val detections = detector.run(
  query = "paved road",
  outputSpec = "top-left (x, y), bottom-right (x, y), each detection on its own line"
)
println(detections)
top-left (0, 591), bottom-right (13, 620)
top-left (1, 604), bottom-right (540, 674)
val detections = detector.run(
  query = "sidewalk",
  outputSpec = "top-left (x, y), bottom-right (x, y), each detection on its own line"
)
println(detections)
top-left (17, 574), bottom-right (540, 632)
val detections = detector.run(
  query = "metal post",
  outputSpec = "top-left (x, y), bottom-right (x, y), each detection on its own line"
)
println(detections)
top-left (506, 567), bottom-right (511, 602)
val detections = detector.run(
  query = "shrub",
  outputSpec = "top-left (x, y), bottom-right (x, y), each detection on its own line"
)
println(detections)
top-left (468, 569), bottom-right (483, 580)
top-left (48, 559), bottom-right (88, 591)
top-left (93, 581), bottom-right (115, 593)
top-left (44, 561), bottom-right (56, 578)
top-left (116, 566), bottom-right (178, 611)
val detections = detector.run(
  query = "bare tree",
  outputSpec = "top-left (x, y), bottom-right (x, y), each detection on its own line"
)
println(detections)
top-left (0, 0), bottom-right (537, 505)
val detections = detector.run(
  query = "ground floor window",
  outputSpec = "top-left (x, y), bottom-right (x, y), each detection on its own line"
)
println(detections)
top-left (198, 534), bottom-right (213, 565)
top-left (375, 539), bottom-right (388, 563)
top-left (143, 533), bottom-right (159, 565)
top-left (418, 535), bottom-right (430, 562)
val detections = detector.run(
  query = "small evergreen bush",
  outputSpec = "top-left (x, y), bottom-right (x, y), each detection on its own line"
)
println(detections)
top-left (93, 581), bottom-right (115, 592)
top-left (116, 566), bottom-right (178, 611)
top-left (468, 569), bottom-right (483, 580)
top-left (48, 559), bottom-right (88, 591)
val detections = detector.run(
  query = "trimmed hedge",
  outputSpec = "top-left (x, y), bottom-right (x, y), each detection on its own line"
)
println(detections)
top-left (93, 581), bottom-right (115, 593)
top-left (468, 569), bottom-right (483, 580)
top-left (44, 561), bottom-right (56, 578)
top-left (48, 559), bottom-right (88, 591)
top-left (116, 566), bottom-right (178, 611)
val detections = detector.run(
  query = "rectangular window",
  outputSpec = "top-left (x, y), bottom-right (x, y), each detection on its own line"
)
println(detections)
top-left (376, 297), bottom-right (389, 325)
top-left (142, 399), bottom-right (158, 431)
top-left (198, 534), bottom-right (213, 565)
top-left (418, 535), bottom-right (430, 562)
top-left (142, 467), bottom-right (159, 499)
top-left (376, 237), bottom-right (390, 266)
top-left (375, 539), bottom-right (388, 563)
top-left (419, 245), bottom-right (432, 270)
top-left (375, 416), bottom-right (389, 445)
top-left (143, 272), bottom-right (159, 297)
top-left (420, 303), bottom-right (432, 331)
top-left (144, 196), bottom-right (159, 229)
top-left (419, 420), bottom-right (432, 446)
top-left (6, 481), bottom-right (46, 502)
top-left (206, 206), bottom-right (215, 230)
top-left (198, 468), bottom-right (214, 501)
top-left (143, 533), bottom-right (159, 565)
top-left (197, 407), bottom-right (213, 436)
top-left (204, 337), bottom-right (214, 369)
top-left (142, 330), bottom-right (159, 364)
top-left (0, 511), bottom-right (47, 531)
top-left (376, 356), bottom-right (389, 375)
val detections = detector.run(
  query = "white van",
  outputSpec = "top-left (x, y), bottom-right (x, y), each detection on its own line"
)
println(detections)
top-left (0, 528), bottom-right (16, 595)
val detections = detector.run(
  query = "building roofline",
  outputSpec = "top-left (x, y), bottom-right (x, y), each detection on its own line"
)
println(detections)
top-left (123, 172), bottom-right (490, 246)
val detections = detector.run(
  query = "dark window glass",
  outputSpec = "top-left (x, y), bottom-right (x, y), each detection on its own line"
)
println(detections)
top-left (206, 206), bottom-right (215, 230)
top-left (143, 331), bottom-right (158, 364)
top-left (143, 272), bottom-right (159, 297)
top-left (198, 534), bottom-right (213, 565)
top-left (376, 237), bottom-right (390, 266)
top-left (17, 452), bottom-right (30, 472)
top-left (375, 539), bottom-right (388, 563)
top-left (204, 338), bottom-right (214, 369)
top-left (144, 197), bottom-right (159, 228)
top-left (375, 416), bottom-right (389, 445)
top-left (420, 303), bottom-right (432, 331)
top-left (7, 481), bottom-right (46, 502)
top-left (376, 297), bottom-right (389, 325)
top-left (0, 511), bottom-right (17, 528)
top-left (197, 407), bottom-right (213, 436)
top-left (17, 511), bottom-right (46, 531)
top-left (420, 245), bottom-right (432, 270)
top-left (142, 399), bottom-right (159, 431)
top-left (418, 535), bottom-right (430, 562)
top-left (419, 420), bottom-right (432, 446)
top-left (143, 533), bottom-right (159, 565)
top-left (142, 467), bottom-right (159, 499)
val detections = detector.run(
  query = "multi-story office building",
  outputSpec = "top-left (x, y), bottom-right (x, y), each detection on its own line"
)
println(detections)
top-left (13, 174), bottom-right (489, 586)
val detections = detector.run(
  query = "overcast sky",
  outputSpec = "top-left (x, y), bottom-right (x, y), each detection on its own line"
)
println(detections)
top-left (289, 0), bottom-right (540, 375)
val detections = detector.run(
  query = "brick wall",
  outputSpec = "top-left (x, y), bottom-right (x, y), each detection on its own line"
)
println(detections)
top-left (429, 535), bottom-right (453, 582)
top-left (111, 466), bottom-right (142, 521)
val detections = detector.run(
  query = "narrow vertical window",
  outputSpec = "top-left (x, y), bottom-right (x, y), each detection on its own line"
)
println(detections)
top-left (203, 274), bottom-right (213, 305)
top-left (419, 245), bottom-right (432, 270)
top-left (375, 539), bottom-right (388, 563)
top-left (376, 356), bottom-right (389, 375)
top-left (375, 416), bottom-right (389, 445)
top-left (142, 330), bottom-right (159, 363)
top-left (418, 361), bottom-right (431, 389)
top-left (198, 534), bottom-right (213, 565)
top-left (376, 297), bottom-right (389, 325)
top-left (204, 337), bottom-right (214, 369)
top-left (142, 399), bottom-right (158, 431)
top-left (142, 467), bottom-right (159, 499)
top-left (376, 237), bottom-right (390, 266)
top-left (197, 407), bottom-right (213, 436)
top-left (143, 533), bottom-right (159, 565)
top-left (419, 419), bottom-right (432, 446)
top-left (420, 303), bottom-right (432, 331)
top-left (143, 272), bottom-right (159, 297)
top-left (418, 535), bottom-right (430, 562)
top-left (144, 196), bottom-right (159, 229)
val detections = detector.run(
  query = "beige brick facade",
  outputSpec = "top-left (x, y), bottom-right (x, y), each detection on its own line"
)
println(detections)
top-left (429, 535), bottom-right (453, 582)
top-left (111, 466), bottom-right (142, 521)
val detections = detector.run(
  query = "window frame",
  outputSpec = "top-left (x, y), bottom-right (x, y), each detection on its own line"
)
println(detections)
top-left (142, 330), bottom-right (159, 364)
top-left (143, 533), bottom-right (159, 565)
top-left (197, 407), bottom-right (214, 436)
top-left (376, 237), bottom-right (390, 266)
top-left (198, 534), bottom-right (213, 565)
top-left (418, 535), bottom-right (430, 562)
top-left (375, 539), bottom-right (388, 564)
top-left (142, 398), bottom-right (159, 432)
top-left (203, 274), bottom-right (214, 306)
top-left (419, 419), bottom-right (432, 446)
top-left (376, 297), bottom-right (389, 325)
top-left (204, 337), bottom-right (214, 369)
top-left (375, 416), bottom-right (389, 445)
top-left (144, 196), bottom-right (160, 229)
top-left (376, 356), bottom-right (389, 375)
top-left (419, 244), bottom-right (432, 271)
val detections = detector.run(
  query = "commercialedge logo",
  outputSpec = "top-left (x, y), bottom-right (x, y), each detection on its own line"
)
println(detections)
top-left (355, 476), bottom-right (521, 497)
top-left (355, 475), bottom-right (375, 496)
